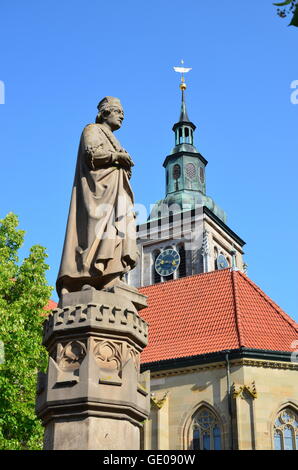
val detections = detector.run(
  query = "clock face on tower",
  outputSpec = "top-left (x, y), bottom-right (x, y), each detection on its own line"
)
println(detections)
top-left (217, 254), bottom-right (229, 270)
top-left (155, 249), bottom-right (180, 277)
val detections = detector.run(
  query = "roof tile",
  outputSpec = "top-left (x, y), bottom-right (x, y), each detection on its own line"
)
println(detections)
top-left (139, 269), bottom-right (298, 364)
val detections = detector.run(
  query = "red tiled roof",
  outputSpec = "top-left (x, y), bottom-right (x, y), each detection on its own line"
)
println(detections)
top-left (45, 299), bottom-right (57, 310)
top-left (139, 269), bottom-right (298, 364)
top-left (43, 299), bottom-right (57, 316)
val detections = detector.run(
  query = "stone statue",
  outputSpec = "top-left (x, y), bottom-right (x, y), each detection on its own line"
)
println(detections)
top-left (39, 97), bottom-right (149, 450)
top-left (56, 97), bottom-right (138, 296)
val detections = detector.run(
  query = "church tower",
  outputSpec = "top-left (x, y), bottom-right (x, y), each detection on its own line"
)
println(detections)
top-left (129, 65), bottom-right (246, 288)
top-left (163, 80), bottom-right (206, 205)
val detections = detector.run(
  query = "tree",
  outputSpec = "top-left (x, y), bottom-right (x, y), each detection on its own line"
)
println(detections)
top-left (274, 0), bottom-right (298, 26)
top-left (0, 213), bottom-right (52, 450)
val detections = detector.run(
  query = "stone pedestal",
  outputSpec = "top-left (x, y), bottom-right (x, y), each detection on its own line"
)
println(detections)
top-left (36, 286), bottom-right (150, 450)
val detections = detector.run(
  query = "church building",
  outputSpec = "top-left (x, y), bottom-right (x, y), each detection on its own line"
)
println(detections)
top-left (128, 72), bottom-right (298, 450)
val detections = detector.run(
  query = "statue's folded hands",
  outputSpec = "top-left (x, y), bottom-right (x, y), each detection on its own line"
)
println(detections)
top-left (84, 135), bottom-right (134, 171)
top-left (114, 151), bottom-right (134, 170)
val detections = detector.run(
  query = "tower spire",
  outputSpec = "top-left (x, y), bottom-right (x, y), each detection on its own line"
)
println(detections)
top-left (172, 60), bottom-right (196, 149)
top-left (179, 87), bottom-right (190, 123)
top-left (148, 63), bottom-right (228, 226)
top-left (173, 59), bottom-right (192, 123)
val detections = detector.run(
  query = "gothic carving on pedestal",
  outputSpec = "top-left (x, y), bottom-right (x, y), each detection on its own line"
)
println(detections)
top-left (37, 287), bottom-right (150, 450)
top-left (93, 339), bottom-right (123, 385)
top-left (57, 340), bottom-right (87, 371)
top-left (42, 340), bottom-right (88, 389)
top-left (129, 346), bottom-right (140, 375)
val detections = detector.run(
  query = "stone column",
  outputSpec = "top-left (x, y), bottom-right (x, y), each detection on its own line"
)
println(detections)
top-left (157, 394), bottom-right (169, 450)
top-left (36, 285), bottom-right (150, 450)
top-left (232, 382), bottom-right (257, 450)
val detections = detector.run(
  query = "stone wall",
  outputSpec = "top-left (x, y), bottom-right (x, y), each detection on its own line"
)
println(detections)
top-left (143, 358), bottom-right (298, 450)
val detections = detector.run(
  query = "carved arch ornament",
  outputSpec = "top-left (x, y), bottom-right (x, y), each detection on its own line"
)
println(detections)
top-left (128, 346), bottom-right (140, 375)
top-left (232, 381), bottom-right (258, 400)
top-left (92, 340), bottom-right (141, 385)
top-left (56, 340), bottom-right (87, 371)
top-left (93, 340), bottom-right (122, 372)
top-left (151, 391), bottom-right (169, 410)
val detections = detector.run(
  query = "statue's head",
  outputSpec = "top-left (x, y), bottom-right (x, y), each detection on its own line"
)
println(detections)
top-left (95, 96), bottom-right (124, 131)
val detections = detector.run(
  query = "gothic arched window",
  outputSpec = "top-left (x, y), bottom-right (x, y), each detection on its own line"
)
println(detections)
top-left (191, 407), bottom-right (222, 450)
top-left (273, 408), bottom-right (298, 450)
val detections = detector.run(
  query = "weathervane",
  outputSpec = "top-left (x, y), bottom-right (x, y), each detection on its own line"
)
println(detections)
top-left (173, 59), bottom-right (192, 90)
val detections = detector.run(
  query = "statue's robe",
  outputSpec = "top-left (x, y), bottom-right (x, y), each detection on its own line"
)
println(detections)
top-left (56, 123), bottom-right (138, 295)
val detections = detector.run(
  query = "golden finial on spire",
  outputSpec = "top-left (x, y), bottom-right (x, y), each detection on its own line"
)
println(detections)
top-left (173, 59), bottom-right (192, 90)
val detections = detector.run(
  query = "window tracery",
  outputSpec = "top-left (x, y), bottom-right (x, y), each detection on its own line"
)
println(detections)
top-left (191, 407), bottom-right (222, 450)
top-left (274, 408), bottom-right (298, 450)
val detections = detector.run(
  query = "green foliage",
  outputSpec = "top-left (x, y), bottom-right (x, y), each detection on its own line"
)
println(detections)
top-left (0, 213), bottom-right (52, 450)
top-left (274, 0), bottom-right (298, 26)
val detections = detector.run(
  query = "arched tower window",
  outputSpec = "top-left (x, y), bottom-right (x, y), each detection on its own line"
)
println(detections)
top-left (152, 251), bottom-right (161, 284)
top-left (173, 164), bottom-right (181, 180)
top-left (200, 166), bottom-right (205, 184)
top-left (185, 127), bottom-right (190, 143)
top-left (178, 128), bottom-right (183, 144)
top-left (176, 126), bottom-right (193, 145)
top-left (214, 247), bottom-right (218, 270)
top-left (186, 162), bottom-right (196, 180)
top-left (191, 407), bottom-right (222, 450)
top-left (173, 164), bottom-right (181, 191)
top-left (273, 408), bottom-right (298, 450)
top-left (178, 244), bottom-right (186, 278)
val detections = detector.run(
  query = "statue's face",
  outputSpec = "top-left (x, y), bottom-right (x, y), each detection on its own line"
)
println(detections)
top-left (104, 105), bottom-right (124, 131)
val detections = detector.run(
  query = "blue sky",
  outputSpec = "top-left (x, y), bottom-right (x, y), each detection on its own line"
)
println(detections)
top-left (0, 1), bottom-right (297, 323)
